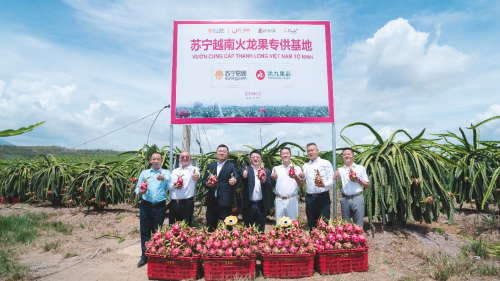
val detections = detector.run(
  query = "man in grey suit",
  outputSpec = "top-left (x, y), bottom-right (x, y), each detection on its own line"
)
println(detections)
top-left (240, 150), bottom-right (272, 232)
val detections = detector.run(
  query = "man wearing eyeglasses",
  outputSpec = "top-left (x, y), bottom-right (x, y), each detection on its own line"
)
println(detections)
top-left (168, 151), bottom-right (200, 227)
top-left (240, 150), bottom-right (272, 232)
top-left (298, 143), bottom-right (334, 230)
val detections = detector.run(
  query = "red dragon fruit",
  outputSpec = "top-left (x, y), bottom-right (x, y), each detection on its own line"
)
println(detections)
top-left (292, 219), bottom-right (301, 229)
top-left (343, 242), bottom-right (352, 249)
top-left (325, 243), bottom-right (334, 250)
top-left (275, 239), bottom-right (283, 248)
top-left (232, 228), bottom-right (240, 238)
top-left (208, 248), bottom-right (216, 256)
top-left (349, 166), bottom-right (357, 180)
top-left (205, 240), bottom-right (213, 249)
top-left (280, 247), bottom-right (289, 254)
top-left (354, 225), bottom-right (363, 234)
top-left (344, 223), bottom-right (354, 234)
top-left (336, 224), bottom-right (344, 234)
top-left (208, 173), bottom-right (218, 185)
top-left (231, 240), bottom-right (240, 249)
top-left (342, 232), bottom-right (350, 242)
top-left (225, 248), bottom-right (233, 256)
top-left (358, 234), bottom-right (367, 244)
top-left (176, 175), bottom-right (184, 187)
top-left (288, 166), bottom-right (296, 178)
top-left (283, 239), bottom-right (291, 248)
top-left (172, 222), bottom-right (180, 234)
top-left (328, 233), bottom-right (336, 243)
top-left (213, 240), bottom-right (221, 249)
top-left (183, 248), bottom-right (192, 257)
top-left (317, 218), bottom-right (327, 230)
top-left (335, 242), bottom-right (342, 249)
top-left (289, 245), bottom-right (298, 254)
top-left (234, 248), bottom-right (243, 257)
top-left (314, 169), bottom-right (323, 185)
top-left (222, 239), bottom-right (230, 249)
top-left (217, 249), bottom-right (224, 256)
top-left (351, 233), bottom-right (360, 244)
top-left (140, 179), bottom-right (148, 191)
top-left (257, 167), bottom-right (266, 181)
top-left (172, 247), bottom-right (181, 256)
top-left (243, 248), bottom-right (251, 256)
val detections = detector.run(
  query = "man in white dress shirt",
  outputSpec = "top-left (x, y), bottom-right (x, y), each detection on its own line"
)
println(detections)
top-left (298, 143), bottom-right (334, 230)
top-left (168, 151), bottom-right (200, 227)
top-left (271, 147), bottom-right (303, 224)
top-left (334, 148), bottom-right (369, 227)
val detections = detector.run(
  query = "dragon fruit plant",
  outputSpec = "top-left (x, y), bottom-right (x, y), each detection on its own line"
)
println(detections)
top-left (310, 218), bottom-right (367, 251)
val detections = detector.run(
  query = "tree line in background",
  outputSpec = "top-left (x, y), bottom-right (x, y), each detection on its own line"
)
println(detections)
top-left (0, 116), bottom-right (499, 226)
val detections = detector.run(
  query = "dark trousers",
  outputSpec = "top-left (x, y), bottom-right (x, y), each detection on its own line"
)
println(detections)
top-left (140, 200), bottom-right (166, 259)
top-left (243, 201), bottom-right (266, 233)
top-left (305, 194), bottom-right (330, 230)
top-left (206, 199), bottom-right (232, 232)
top-left (169, 198), bottom-right (194, 227)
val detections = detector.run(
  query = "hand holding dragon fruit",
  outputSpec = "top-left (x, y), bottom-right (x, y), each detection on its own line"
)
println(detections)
top-left (288, 166), bottom-right (296, 178)
top-left (314, 169), bottom-right (323, 185)
top-left (349, 166), bottom-right (357, 180)
top-left (207, 172), bottom-right (218, 186)
top-left (175, 174), bottom-right (184, 188)
top-left (257, 167), bottom-right (266, 181)
top-left (139, 177), bottom-right (151, 192)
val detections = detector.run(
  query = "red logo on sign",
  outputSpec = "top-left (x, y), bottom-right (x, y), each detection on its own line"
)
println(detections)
top-left (256, 70), bottom-right (265, 80)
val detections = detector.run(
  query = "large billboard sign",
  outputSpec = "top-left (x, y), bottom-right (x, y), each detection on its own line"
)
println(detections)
top-left (171, 21), bottom-right (334, 124)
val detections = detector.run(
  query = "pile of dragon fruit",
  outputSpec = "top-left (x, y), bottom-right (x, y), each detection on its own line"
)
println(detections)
top-left (310, 218), bottom-right (367, 251)
top-left (201, 225), bottom-right (260, 257)
top-left (260, 219), bottom-right (316, 255)
top-left (145, 221), bottom-right (203, 257)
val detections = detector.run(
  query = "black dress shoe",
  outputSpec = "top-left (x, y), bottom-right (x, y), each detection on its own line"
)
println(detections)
top-left (137, 257), bottom-right (148, 268)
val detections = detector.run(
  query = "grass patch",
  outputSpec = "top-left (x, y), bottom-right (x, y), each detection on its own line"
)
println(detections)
top-left (79, 223), bottom-right (85, 229)
top-left (115, 213), bottom-right (129, 220)
top-left (423, 244), bottom-right (500, 280)
top-left (0, 212), bottom-right (74, 279)
top-left (0, 249), bottom-right (28, 281)
top-left (43, 240), bottom-right (61, 251)
top-left (63, 251), bottom-right (78, 258)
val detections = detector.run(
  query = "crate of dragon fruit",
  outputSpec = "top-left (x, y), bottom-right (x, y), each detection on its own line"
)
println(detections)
top-left (260, 217), bottom-right (316, 278)
top-left (146, 253), bottom-right (201, 280)
top-left (311, 218), bottom-right (369, 274)
top-left (144, 222), bottom-right (204, 280)
top-left (201, 217), bottom-right (261, 280)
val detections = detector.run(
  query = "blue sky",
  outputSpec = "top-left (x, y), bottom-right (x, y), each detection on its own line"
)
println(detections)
top-left (0, 0), bottom-right (499, 154)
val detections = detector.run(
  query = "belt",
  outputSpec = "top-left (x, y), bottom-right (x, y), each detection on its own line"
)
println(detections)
top-left (172, 197), bottom-right (193, 204)
top-left (306, 191), bottom-right (329, 198)
top-left (276, 194), bottom-right (297, 200)
top-left (249, 199), bottom-right (263, 204)
top-left (142, 200), bottom-right (165, 207)
top-left (342, 192), bottom-right (362, 199)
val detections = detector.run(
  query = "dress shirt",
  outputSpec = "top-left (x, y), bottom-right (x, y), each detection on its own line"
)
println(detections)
top-left (300, 157), bottom-right (334, 194)
top-left (168, 165), bottom-right (200, 200)
top-left (250, 167), bottom-right (263, 201)
top-left (338, 163), bottom-right (369, 195)
top-left (273, 163), bottom-right (302, 197)
top-left (135, 168), bottom-right (170, 203)
top-left (215, 160), bottom-right (227, 197)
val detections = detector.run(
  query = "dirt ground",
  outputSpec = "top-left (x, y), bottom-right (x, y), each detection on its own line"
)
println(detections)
top-left (1, 199), bottom-right (499, 281)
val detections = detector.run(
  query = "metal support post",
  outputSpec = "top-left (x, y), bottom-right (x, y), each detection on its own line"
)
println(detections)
top-left (332, 123), bottom-right (337, 219)
top-left (169, 125), bottom-right (174, 173)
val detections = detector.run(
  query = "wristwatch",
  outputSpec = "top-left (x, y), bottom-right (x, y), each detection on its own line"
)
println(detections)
top-left (357, 178), bottom-right (360, 183)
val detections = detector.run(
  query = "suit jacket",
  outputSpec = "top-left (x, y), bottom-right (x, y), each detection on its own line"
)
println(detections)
top-left (240, 166), bottom-right (272, 212)
top-left (203, 161), bottom-right (239, 207)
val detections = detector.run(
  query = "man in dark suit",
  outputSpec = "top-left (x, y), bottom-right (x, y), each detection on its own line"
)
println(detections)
top-left (240, 150), bottom-right (272, 232)
top-left (203, 144), bottom-right (239, 232)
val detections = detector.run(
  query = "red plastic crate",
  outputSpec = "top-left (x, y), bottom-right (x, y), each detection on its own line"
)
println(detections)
top-left (315, 246), bottom-right (369, 274)
top-left (202, 255), bottom-right (256, 281)
top-left (145, 254), bottom-right (200, 280)
top-left (261, 253), bottom-right (315, 278)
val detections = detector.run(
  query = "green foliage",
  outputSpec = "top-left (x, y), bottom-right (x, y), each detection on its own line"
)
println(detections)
top-left (341, 122), bottom-right (454, 224)
top-left (0, 121), bottom-right (45, 137)
top-left (432, 115), bottom-right (500, 210)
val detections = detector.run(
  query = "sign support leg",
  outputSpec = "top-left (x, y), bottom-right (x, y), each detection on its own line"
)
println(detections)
top-left (170, 124), bottom-right (174, 172)
top-left (332, 123), bottom-right (337, 219)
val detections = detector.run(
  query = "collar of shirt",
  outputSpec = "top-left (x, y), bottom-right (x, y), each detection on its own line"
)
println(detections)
top-left (309, 156), bottom-right (322, 164)
top-left (217, 160), bottom-right (227, 167)
top-left (180, 164), bottom-right (193, 171)
top-left (343, 163), bottom-right (358, 169)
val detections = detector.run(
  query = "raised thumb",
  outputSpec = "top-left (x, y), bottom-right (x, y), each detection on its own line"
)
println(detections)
top-left (193, 169), bottom-right (196, 174)
top-left (336, 168), bottom-right (338, 171)
top-left (245, 166), bottom-right (248, 171)
top-left (273, 168), bottom-right (276, 173)
top-left (231, 173), bottom-right (234, 178)
top-left (159, 170), bottom-right (162, 174)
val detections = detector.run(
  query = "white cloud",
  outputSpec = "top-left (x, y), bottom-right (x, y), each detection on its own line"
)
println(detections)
top-left (342, 18), bottom-right (473, 94)
top-left (370, 111), bottom-right (404, 125)
top-left (472, 104), bottom-right (500, 128)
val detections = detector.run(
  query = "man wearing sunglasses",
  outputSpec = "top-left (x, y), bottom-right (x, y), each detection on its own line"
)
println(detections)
top-left (168, 151), bottom-right (200, 227)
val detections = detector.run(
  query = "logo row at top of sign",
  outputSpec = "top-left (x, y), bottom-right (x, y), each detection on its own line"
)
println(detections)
top-left (207, 28), bottom-right (299, 34)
